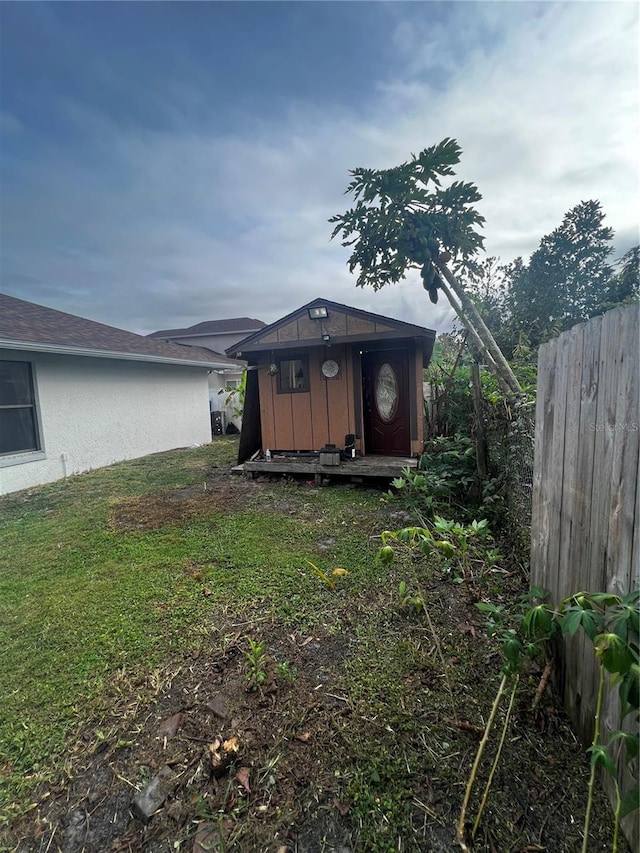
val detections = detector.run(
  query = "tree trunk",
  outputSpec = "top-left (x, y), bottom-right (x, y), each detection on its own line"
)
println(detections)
top-left (434, 275), bottom-right (513, 396)
top-left (471, 362), bottom-right (489, 480)
top-left (436, 259), bottom-right (522, 395)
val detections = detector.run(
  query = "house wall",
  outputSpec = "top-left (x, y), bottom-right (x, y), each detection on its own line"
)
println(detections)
top-left (164, 332), bottom-right (255, 355)
top-left (153, 333), bottom-right (247, 432)
top-left (258, 344), bottom-right (358, 452)
top-left (0, 349), bottom-right (212, 495)
top-left (208, 369), bottom-right (243, 432)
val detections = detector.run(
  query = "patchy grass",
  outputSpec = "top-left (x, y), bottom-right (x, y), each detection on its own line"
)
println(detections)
top-left (0, 439), bottom-right (627, 852)
top-left (0, 440), bottom-right (381, 818)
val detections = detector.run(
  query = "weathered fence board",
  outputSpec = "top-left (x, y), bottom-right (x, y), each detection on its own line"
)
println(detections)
top-left (531, 302), bottom-right (639, 850)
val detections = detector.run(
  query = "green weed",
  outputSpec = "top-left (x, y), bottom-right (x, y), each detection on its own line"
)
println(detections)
top-left (243, 639), bottom-right (268, 690)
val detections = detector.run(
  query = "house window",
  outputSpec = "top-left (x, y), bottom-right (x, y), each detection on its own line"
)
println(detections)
top-left (0, 361), bottom-right (41, 455)
top-left (277, 356), bottom-right (309, 393)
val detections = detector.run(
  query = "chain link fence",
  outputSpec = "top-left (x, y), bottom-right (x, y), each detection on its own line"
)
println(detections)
top-left (483, 395), bottom-right (536, 554)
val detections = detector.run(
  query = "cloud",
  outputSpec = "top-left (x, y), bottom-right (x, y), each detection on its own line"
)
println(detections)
top-left (1, 2), bottom-right (637, 336)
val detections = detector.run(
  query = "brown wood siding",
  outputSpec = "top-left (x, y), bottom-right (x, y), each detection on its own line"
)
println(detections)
top-left (324, 312), bottom-right (348, 337)
top-left (258, 330), bottom-right (279, 345)
top-left (290, 315), bottom-right (315, 341)
top-left (263, 312), bottom-right (398, 346)
top-left (325, 347), bottom-right (352, 447)
top-left (291, 389), bottom-right (313, 448)
top-left (373, 321), bottom-right (396, 333)
top-left (306, 346), bottom-right (354, 450)
top-left (257, 341), bottom-right (425, 456)
top-left (257, 346), bottom-right (359, 451)
top-left (258, 370), bottom-right (277, 450)
top-left (346, 315), bottom-right (378, 336)
top-left (277, 319), bottom-right (300, 342)
top-left (308, 349), bottom-right (329, 448)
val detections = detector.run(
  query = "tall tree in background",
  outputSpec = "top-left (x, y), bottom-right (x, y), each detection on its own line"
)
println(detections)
top-left (605, 244), bottom-right (640, 307)
top-left (329, 139), bottom-right (522, 395)
top-left (465, 203), bottom-right (639, 355)
top-left (507, 200), bottom-right (617, 347)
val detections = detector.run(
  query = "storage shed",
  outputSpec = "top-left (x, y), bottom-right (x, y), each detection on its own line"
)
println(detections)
top-left (227, 298), bottom-right (436, 477)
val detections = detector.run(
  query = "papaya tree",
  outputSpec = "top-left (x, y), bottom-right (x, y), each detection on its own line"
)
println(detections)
top-left (329, 138), bottom-right (521, 395)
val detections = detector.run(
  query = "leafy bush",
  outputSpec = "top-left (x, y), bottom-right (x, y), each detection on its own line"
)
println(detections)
top-left (388, 435), bottom-right (504, 524)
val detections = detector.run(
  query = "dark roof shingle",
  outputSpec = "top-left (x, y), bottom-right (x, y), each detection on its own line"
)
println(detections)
top-left (0, 293), bottom-right (240, 367)
top-left (148, 317), bottom-right (266, 338)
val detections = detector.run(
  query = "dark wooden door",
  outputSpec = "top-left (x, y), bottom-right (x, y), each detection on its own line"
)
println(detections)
top-left (362, 350), bottom-right (411, 456)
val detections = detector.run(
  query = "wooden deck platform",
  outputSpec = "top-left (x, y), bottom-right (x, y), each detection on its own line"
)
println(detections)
top-left (234, 454), bottom-right (418, 483)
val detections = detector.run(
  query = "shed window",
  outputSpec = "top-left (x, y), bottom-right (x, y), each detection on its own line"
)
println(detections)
top-left (0, 361), bottom-right (41, 455)
top-left (277, 357), bottom-right (309, 393)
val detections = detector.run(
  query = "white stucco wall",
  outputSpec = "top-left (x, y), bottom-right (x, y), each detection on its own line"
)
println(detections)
top-left (154, 333), bottom-right (247, 432)
top-left (0, 349), bottom-right (213, 495)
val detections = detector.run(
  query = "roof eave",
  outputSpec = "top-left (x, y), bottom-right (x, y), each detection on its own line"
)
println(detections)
top-left (157, 329), bottom-right (263, 340)
top-left (0, 338), bottom-right (232, 369)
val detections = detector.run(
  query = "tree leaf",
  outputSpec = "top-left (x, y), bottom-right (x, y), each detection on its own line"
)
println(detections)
top-left (619, 664), bottom-right (640, 716)
top-left (608, 730), bottom-right (639, 761)
top-left (587, 744), bottom-right (616, 777)
top-left (620, 785), bottom-right (640, 818)
top-left (561, 607), bottom-right (583, 637)
top-left (594, 633), bottom-right (633, 674)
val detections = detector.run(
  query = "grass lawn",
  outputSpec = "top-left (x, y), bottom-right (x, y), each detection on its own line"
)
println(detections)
top-left (0, 439), bottom-right (624, 852)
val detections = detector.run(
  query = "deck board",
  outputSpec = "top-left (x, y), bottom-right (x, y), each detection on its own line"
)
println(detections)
top-left (234, 455), bottom-right (418, 481)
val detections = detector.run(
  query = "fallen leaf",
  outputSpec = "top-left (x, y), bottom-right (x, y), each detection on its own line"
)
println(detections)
top-left (157, 712), bottom-right (182, 739)
top-left (206, 695), bottom-right (228, 720)
top-left (223, 736), bottom-right (240, 753)
top-left (235, 766), bottom-right (251, 793)
top-left (192, 823), bottom-right (220, 853)
top-left (332, 568), bottom-right (349, 576)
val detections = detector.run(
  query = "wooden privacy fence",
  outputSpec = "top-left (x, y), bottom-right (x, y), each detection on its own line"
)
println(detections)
top-left (531, 301), bottom-right (639, 848)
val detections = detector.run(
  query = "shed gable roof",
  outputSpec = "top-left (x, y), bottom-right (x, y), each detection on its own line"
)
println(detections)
top-left (0, 293), bottom-right (240, 368)
top-left (226, 297), bottom-right (436, 358)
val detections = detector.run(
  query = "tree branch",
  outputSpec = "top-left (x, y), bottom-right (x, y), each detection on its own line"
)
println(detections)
top-left (436, 259), bottom-right (522, 395)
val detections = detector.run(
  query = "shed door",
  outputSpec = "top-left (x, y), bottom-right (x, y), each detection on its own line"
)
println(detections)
top-left (362, 350), bottom-right (411, 456)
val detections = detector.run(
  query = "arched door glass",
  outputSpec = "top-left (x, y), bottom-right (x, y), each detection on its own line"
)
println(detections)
top-left (375, 363), bottom-right (398, 422)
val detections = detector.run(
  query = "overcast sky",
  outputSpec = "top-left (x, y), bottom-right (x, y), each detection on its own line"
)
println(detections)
top-left (1, 1), bottom-right (638, 336)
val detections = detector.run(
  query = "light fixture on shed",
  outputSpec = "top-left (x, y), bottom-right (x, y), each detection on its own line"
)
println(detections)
top-left (308, 305), bottom-right (328, 320)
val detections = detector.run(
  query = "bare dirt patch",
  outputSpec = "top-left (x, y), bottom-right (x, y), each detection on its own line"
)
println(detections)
top-left (107, 474), bottom-right (252, 532)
